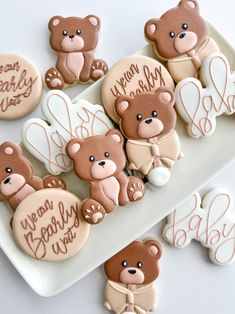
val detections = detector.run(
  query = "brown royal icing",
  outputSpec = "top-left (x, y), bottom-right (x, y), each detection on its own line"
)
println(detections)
top-left (145, 0), bottom-right (220, 82)
top-left (115, 87), bottom-right (182, 187)
top-left (45, 15), bottom-right (108, 89)
top-left (104, 240), bottom-right (162, 314)
top-left (66, 129), bottom-right (146, 225)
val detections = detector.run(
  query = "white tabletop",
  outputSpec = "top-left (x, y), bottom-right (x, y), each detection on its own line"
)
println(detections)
top-left (0, 0), bottom-right (235, 313)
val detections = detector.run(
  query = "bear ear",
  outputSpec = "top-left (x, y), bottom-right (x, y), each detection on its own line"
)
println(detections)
top-left (106, 129), bottom-right (124, 146)
top-left (145, 240), bottom-right (162, 260)
top-left (145, 19), bottom-right (160, 41)
top-left (178, 0), bottom-right (199, 12)
top-left (48, 16), bottom-right (64, 31)
top-left (85, 15), bottom-right (101, 30)
top-left (66, 138), bottom-right (84, 160)
top-left (115, 96), bottom-right (131, 118)
top-left (156, 87), bottom-right (175, 106)
top-left (0, 142), bottom-right (23, 157)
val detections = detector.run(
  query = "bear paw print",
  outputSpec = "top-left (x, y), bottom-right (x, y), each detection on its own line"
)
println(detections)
top-left (90, 59), bottom-right (109, 81)
top-left (127, 177), bottom-right (145, 202)
top-left (43, 175), bottom-right (66, 190)
top-left (45, 67), bottom-right (65, 90)
top-left (81, 199), bottom-right (106, 224)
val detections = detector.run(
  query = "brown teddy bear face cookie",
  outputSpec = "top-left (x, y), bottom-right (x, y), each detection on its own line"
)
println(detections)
top-left (66, 129), bottom-right (145, 225)
top-left (115, 87), bottom-right (176, 140)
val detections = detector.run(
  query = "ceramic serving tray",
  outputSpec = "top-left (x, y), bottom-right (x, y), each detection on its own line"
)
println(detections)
top-left (1, 23), bottom-right (235, 297)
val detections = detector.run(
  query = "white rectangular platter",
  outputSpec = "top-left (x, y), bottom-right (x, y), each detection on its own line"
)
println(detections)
top-left (1, 23), bottom-right (235, 297)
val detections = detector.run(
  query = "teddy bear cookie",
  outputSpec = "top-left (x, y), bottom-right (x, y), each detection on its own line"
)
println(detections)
top-left (115, 87), bottom-right (182, 187)
top-left (66, 129), bottom-right (146, 225)
top-left (0, 54), bottom-right (43, 120)
top-left (145, 0), bottom-right (220, 82)
top-left (104, 239), bottom-right (162, 314)
top-left (163, 188), bottom-right (235, 266)
top-left (23, 90), bottom-right (113, 175)
top-left (45, 15), bottom-right (108, 89)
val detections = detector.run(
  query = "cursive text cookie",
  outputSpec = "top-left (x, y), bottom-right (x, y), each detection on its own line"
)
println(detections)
top-left (102, 55), bottom-right (175, 122)
top-left (176, 53), bottom-right (235, 138)
top-left (163, 188), bottom-right (235, 266)
top-left (23, 90), bottom-right (113, 175)
top-left (0, 54), bottom-right (43, 120)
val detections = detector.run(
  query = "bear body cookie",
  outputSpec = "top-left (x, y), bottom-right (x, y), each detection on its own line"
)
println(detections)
top-left (23, 90), bottom-right (113, 175)
top-left (163, 188), bottom-right (235, 266)
top-left (145, 0), bottom-right (220, 82)
top-left (176, 53), bottom-right (235, 138)
top-left (104, 239), bottom-right (162, 314)
top-left (45, 15), bottom-right (108, 89)
top-left (115, 87), bottom-right (182, 187)
top-left (66, 129), bottom-right (145, 224)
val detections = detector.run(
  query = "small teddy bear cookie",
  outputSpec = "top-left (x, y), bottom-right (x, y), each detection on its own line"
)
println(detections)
top-left (66, 129), bottom-right (146, 224)
top-left (45, 15), bottom-right (109, 89)
top-left (163, 188), bottom-right (235, 266)
top-left (104, 239), bottom-right (162, 314)
top-left (115, 87), bottom-right (182, 187)
top-left (145, 0), bottom-right (220, 82)
top-left (175, 53), bottom-right (235, 138)
top-left (23, 90), bottom-right (113, 175)
top-left (0, 54), bottom-right (43, 120)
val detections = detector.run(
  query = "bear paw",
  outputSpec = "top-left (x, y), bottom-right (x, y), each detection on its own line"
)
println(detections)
top-left (43, 175), bottom-right (66, 190)
top-left (148, 167), bottom-right (171, 187)
top-left (127, 177), bottom-right (145, 202)
top-left (90, 59), bottom-right (109, 81)
top-left (81, 199), bottom-right (106, 225)
top-left (45, 68), bottom-right (64, 90)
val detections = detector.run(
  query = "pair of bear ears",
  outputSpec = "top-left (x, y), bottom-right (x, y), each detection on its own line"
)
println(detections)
top-left (49, 15), bottom-right (101, 31)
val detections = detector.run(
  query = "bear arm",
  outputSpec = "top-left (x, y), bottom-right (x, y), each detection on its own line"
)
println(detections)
top-left (56, 53), bottom-right (76, 84)
top-left (28, 176), bottom-right (44, 190)
top-left (90, 181), bottom-right (116, 213)
top-left (115, 172), bottom-right (129, 206)
top-left (79, 51), bottom-right (94, 82)
top-left (8, 197), bottom-right (20, 212)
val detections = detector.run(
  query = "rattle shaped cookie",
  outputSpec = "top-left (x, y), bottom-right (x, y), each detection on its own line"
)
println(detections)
top-left (66, 129), bottom-right (145, 225)
top-left (104, 240), bottom-right (162, 314)
top-left (163, 188), bottom-right (235, 266)
top-left (45, 15), bottom-right (108, 89)
top-left (176, 53), bottom-right (235, 138)
top-left (23, 90), bottom-right (113, 175)
top-left (115, 87), bottom-right (182, 187)
top-left (145, 0), bottom-right (220, 82)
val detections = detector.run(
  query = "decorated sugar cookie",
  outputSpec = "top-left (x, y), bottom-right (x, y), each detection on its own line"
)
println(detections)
top-left (176, 53), bottom-right (235, 138)
top-left (45, 15), bottom-right (108, 89)
top-left (104, 239), bottom-right (162, 314)
top-left (23, 90), bottom-right (113, 175)
top-left (0, 54), bottom-right (43, 120)
top-left (115, 87), bottom-right (183, 187)
top-left (145, 0), bottom-right (220, 82)
top-left (66, 129), bottom-right (146, 225)
top-left (163, 188), bottom-right (235, 266)
top-left (102, 55), bottom-right (175, 123)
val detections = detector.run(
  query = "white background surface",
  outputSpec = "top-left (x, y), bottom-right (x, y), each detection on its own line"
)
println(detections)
top-left (0, 0), bottom-right (235, 313)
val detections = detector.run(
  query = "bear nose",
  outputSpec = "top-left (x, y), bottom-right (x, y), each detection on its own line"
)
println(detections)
top-left (145, 119), bottom-right (152, 124)
top-left (69, 35), bottom-right (75, 39)
top-left (4, 177), bottom-right (11, 184)
top-left (128, 269), bottom-right (137, 275)
top-left (179, 32), bottom-right (186, 39)
top-left (98, 161), bottom-right (106, 166)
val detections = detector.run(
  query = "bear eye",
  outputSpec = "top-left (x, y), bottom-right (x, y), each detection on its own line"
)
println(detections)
top-left (152, 111), bottom-right (158, 118)
top-left (169, 32), bottom-right (175, 38)
top-left (182, 23), bottom-right (188, 30)
top-left (5, 167), bottom-right (12, 173)
top-left (104, 152), bottom-right (110, 158)
top-left (137, 114), bottom-right (142, 121)
top-left (89, 155), bottom-right (95, 162)
top-left (76, 29), bottom-right (81, 35)
top-left (122, 260), bottom-right (128, 267)
top-left (137, 261), bottom-right (143, 268)
top-left (63, 30), bottom-right (68, 36)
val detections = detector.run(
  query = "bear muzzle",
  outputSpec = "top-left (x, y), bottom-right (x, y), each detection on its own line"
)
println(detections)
top-left (0, 174), bottom-right (26, 196)
top-left (119, 267), bottom-right (145, 285)
top-left (61, 35), bottom-right (84, 52)
top-left (174, 31), bottom-right (198, 54)
top-left (90, 159), bottom-right (117, 180)
top-left (137, 118), bottom-right (163, 139)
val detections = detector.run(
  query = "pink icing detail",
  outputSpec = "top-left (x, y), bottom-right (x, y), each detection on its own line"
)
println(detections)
top-left (187, 1), bottom-right (196, 9)
top-left (119, 267), bottom-right (145, 284)
top-left (137, 118), bottom-right (163, 139)
top-left (71, 143), bottom-right (80, 154)
top-left (100, 176), bottom-right (120, 206)
top-left (149, 245), bottom-right (158, 255)
top-left (160, 91), bottom-right (172, 103)
top-left (119, 101), bottom-right (129, 112)
top-left (0, 174), bottom-right (25, 196)
top-left (52, 18), bottom-right (60, 26)
top-left (148, 24), bottom-right (156, 34)
top-left (132, 191), bottom-right (143, 201)
top-left (66, 52), bottom-right (84, 79)
top-left (174, 32), bottom-right (198, 54)
top-left (92, 212), bottom-right (103, 223)
top-left (91, 160), bottom-right (117, 180)
top-left (50, 78), bottom-right (62, 87)
top-left (112, 134), bottom-right (122, 143)
top-left (88, 17), bottom-right (98, 26)
top-left (61, 36), bottom-right (84, 52)
top-left (4, 147), bottom-right (13, 155)
top-left (92, 69), bottom-right (104, 78)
